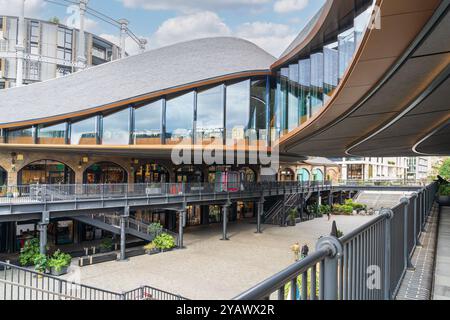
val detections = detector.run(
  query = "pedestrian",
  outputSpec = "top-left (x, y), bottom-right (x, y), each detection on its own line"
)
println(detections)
top-left (291, 242), bottom-right (300, 261)
top-left (301, 244), bottom-right (309, 259)
top-left (327, 210), bottom-right (331, 221)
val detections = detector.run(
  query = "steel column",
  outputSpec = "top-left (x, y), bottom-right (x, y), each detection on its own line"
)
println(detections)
top-left (120, 207), bottom-right (130, 261)
top-left (256, 197), bottom-right (264, 234)
top-left (221, 203), bottom-right (230, 241)
top-left (178, 210), bottom-right (186, 248)
top-left (39, 211), bottom-right (50, 255)
top-left (316, 236), bottom-right (342, 300)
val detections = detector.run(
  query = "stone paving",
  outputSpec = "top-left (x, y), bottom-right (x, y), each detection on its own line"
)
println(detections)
top-left (433, 206), bottom-right (450, 300)
top-left (396, 204), bottom-right (438, 300)
top-left (64, 215), bottom-right (373, 300)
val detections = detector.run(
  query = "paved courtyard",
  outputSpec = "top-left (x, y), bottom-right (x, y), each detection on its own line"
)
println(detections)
top-left (66, 215), bottom-right (374, 300)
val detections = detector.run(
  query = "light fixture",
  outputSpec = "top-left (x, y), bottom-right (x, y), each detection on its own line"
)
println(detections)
top-left (82, 156), bottom-right (89, 163)
top-left (78, 161), bottom-right (82, 169)
top-left (16, 154), bottom-right (24, 161)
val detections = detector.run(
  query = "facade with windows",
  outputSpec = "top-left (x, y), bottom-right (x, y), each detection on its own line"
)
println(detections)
top-left (0, 15), bottom-right (120, 88)
top-left (406, 157), bottom-right (432, 181)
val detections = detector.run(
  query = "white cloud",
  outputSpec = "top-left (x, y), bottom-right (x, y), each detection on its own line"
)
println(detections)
top-left (150, 11), bottom-right (231, 48)
top-left (0, 0), bottom-right (46, 17)
top-left (119, 0), bottom-right (270, 13)
top-left (274, 0), bottom-right (309, 13)
top-left (235, 22), bottom-right (296, 57)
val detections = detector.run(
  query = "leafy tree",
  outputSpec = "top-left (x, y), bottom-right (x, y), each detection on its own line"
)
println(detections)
top-left (439, 158), bottom-right (450, 180)
top-left (49, 17), bottom-right (60, 24)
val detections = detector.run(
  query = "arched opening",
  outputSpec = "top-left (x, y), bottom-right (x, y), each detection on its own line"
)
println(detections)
top-left (83, 162), bottom-right (128, 184)
top-left (18, 160), bottom-right (75, 185)
top-left (279, 168), bottom-right (295, 181)
top-left (0, 166), bottom-right (7, 186)
top-left (297, 168), bottom-right (310, 182)
top-left (239, 167), bottom-right (256, 183)
top-left (135, 162), bottom-right (169, 183)
top-left (312, 168), bottom-right (324, 182)
top-left (175, 165), bottom-right (203, 183)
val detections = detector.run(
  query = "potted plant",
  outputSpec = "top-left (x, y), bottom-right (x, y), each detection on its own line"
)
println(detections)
top-left (33, 253), bottom-right (48, 275)
top-left (19, 238), bottom-right (41, 267)
top-left (47, 250), bottom-right (72, 276)
top-left (143, 242), bottom-right (159, 255)
top-left (287, 209), bottom-right (297, 226)
top-left (147, 222), bottom-right (163, 237)
top-left (438, 183), bottom-right (450, 206)
top-left (99, 238), bottom-right (114, 253)
top-left (153, 233), bottom-right (176, 252)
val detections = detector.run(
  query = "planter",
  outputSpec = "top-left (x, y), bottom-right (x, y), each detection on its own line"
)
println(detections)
top-left (50, 266), bottom-right (69, 276)
top-left (438, 195), bottom-right (450, 206)
top-left (287, 220), bottom-right (296, 226)
top-left (99, 246), bottom-right (113, 254)
top-left (160, 248), bottom-right (174, 253)
top-left (146, 249), bottom-right (159, 255)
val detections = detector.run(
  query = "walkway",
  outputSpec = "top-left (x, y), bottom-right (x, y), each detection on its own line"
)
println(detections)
top-left (396, 204), bottom-right (438, 300)
top-left (433, 206), bottom-right (450, 300)
top-left (62, 215), bottom-right (373, 300)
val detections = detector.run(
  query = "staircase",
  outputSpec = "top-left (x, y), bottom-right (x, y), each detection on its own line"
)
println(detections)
top-left (73, 214), bottom-right (178, 243)
top-left (263, 193), bottom-right (303, 225)
top-left (354, 191), bottom-right (411, 211)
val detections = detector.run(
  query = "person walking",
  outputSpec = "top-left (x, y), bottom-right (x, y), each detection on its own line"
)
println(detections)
top-left (301, 244), bottom-right (309, 259)
top-left (291, 242), bottom-right (300, 261)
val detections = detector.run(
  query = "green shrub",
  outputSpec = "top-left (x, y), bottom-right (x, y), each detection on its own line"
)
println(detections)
top-left (439, 184), bottom-right (450, 196)
top-left (288, 208), bottom-right (298, 223)
top-left (47, 250), bottom-right (72, 272)
top-left (100, 238), bottom-right (113, 251)
top-left (148, 222), bottom-right (163, 236)
top-left (33, 254), bottom-right (48, 273)
top-left (344, 199), bottom-right (367, 212)
top-left (284, 268), bottom-right (320, 299)
top-left (153, 233), bottom-right (176, 250)
top-left (19, 238), bottom-right (41, 267)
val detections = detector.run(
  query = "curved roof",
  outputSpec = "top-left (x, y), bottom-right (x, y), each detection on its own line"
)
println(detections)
top-left (0, 37), bottom-right (275, 126)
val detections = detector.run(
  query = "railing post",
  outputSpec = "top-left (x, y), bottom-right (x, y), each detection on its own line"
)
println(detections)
top-left (401, 197), bottom-right (414, 270)
top-left (380, 208), bottom-right (393, 300)
top-left (316, 236), bottom-right (342, 300)
top-left (411, 192), bottom-right (421, 247)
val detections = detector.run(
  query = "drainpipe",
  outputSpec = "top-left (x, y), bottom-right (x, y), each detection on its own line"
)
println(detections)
top-left (76, 0), bottom-right (88, 70)
top-left (15, 0), bottom-right (25, 87)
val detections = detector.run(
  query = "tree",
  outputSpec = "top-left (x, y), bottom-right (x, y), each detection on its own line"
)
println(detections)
top-left (438, 158), bottom-right (450, 180)
top-left (49, 17), bottom-right (60, 24)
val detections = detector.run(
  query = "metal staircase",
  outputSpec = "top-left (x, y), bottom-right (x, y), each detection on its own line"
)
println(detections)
top-left (73, 214), bottom-right (178, 243)
top-left (263, 193), bottom-right (303, 225)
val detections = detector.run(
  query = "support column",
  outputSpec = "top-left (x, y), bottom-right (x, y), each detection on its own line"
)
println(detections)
top-left (118, 19), bottom-right (129, 58)
top-left (316, 236), bottom-right (342, 300)
top-left (119, 207), bottom-right (129, 261)
top-left (15, 0), bottom-right (26, 87)
top-left (76, 0), bottom-right (88, 69)
top-left (221, 202), bottom-right (231, 241)
top-left (39, 211), bottom-right (50, 255)
top-left (256, 197), bottom-right (264, 234)
top-left (178, 209), bottom-right (186, 248)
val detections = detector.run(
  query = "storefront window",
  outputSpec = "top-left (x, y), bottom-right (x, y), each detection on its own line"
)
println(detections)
top-left (187, 206), bottom-right (201, 226)
top-left (0, 166), bottom-right (7, 187)
top-left (226, 80), bottom-right (251, 144)
top-left (38, 122), bottom-right (66, 145)
top-left (209, 205), bottom-right (222, 224)
top-left (70, 117), bottom-right (97, 145)
top-left (312, 168), bottom-right (324, 182)
top-left (133, 100), bottom-right (162, 145)
top-left (135, 163), bottom-right (169, 183)
top-left (165, 92), bottom-right (194, 145)
top-left (84, 162), bottom-right (128, 184)
top-left (8, 127), bottom-right (34, 144)
top-left (175, 166), bottom-right (203, 183)
top-left (280, 168), bottom-right (295, 181)
top-left (18, 160), bottom-right (75, 185)
top-left (102, 108), bottom-right (130, 145)
top-left (298, 168), bottom-right (310, 182)
top-left (196, 85), bottom-right (224, 144)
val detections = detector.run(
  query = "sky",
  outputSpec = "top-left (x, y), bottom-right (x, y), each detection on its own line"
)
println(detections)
top-left (0, 0), bottom-right (326, 57)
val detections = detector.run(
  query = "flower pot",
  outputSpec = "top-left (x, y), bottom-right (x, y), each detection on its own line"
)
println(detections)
top-left (438, 195), bottom-right (450, 206)
top-left (160, 248), bottom-right (173, 253)
top-left (146, 249), bottom-right (159, 255)
top-left (50, 266), bottom-right (69, 276)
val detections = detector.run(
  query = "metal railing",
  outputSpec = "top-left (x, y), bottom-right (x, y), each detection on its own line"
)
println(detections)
top-left (0, 181), bottom-right (332, 205)
top-left (235, 182), bottom-right (438, 300)
top-left (337, 179), bottom-right (431, 187)
top-left (0, 261), bottom-right (188, 301)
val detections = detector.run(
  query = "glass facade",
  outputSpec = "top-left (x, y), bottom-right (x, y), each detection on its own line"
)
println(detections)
top-left (165, 92), bottom-right (194, 145)
top-left (7, 127), bottom-right (34, 144)
top-left (250, 79), bottom-right (268, 144)
top-left (196, 85), bottom-right (224, 144)
top-left (133, 100), bottom-right (162, 145)
top-left (70, 117), bottom-right (97, 145)
top-left (226, 80), bottom-right (251, 144)
top-left (102, 108), bottom-right (130, 145)
top-left (38, 123), bottom-right (66, 144)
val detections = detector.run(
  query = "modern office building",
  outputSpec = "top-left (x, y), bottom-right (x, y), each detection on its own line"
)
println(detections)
top-left (0, 15), bottom-right (121, 89)
top-left (334, 157), bottom-right (408, 182)
top-left (406, 157), bottom-right (432, 181)
top-left (0, 0), bottom-right (448, 256)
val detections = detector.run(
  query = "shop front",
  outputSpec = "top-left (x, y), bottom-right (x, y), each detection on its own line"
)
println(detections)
top-left (135, 162), bottom-right (169, 183)
top-left (18, 160), bottom-right (75, 185)
top-left (84, 162), bottom-right (128, 184)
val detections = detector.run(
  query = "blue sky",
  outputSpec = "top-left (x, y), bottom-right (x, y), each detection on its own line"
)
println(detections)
top-left (1, 0), bottom-right (326, 56)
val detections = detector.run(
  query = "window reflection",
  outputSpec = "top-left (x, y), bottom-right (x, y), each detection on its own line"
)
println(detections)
top-left (226, 80), bottom-right (250, 144)
top-left (324, 44), bottom-right (338, 103)
top-left (310, 52), bottom-right (324, 115)
top-left (8, 127), bottom-right (34, 144)
top-left (299, 59), bottom-right (311, 122)
top-left (196, 85), bottom-right (224, 145)
top-left (134, 100), bottom-right (162, 145)
top-left (70, 117), bottom-right (97, 145)
top-left (287, 65), bottom-right (299, 132)
top-left (165, 92), bottom-right (194, 145)
top-left (250, 79), bottom-right (268, 144)
top-left (102, 108), bottom-right (130, 145)
top-left (38, 123), bottom-right (66, 144)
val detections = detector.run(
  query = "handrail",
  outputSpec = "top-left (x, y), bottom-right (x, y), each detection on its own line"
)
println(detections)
top-left (0, 279), bottom-right (83, 300)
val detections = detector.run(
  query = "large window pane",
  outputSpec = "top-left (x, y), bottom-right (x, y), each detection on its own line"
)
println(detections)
top-left (250, 79), bottom-right (268, 143)
top-left (338, 28), bottom-right (356, 80)
top-left (8, 127), bottom-right (34, 144)
top-left (70, 117), bottom-right (97, 145)
top-left (133, 100), bottom-right (162, 145)
top-left (287, 64), bottom-right (299, 132)
top-left (38, 123), bottom-right (66, 144)
top-left (165, 92), bottom-right (194, 145)
top-left (278, 68), bottom-right (289, 135)
top-left (102, 108), bottom-right (130, 145)
top-left (299, 59), bottom-right (311, 122)
top-left (196, 85), bottom-right (224, 144)
top-left (324, 45), bottom-right (338, 103)
top-left (310, 52), bottom-right (324, 115)
top-left (226, 80), bottom-right (250, 144)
